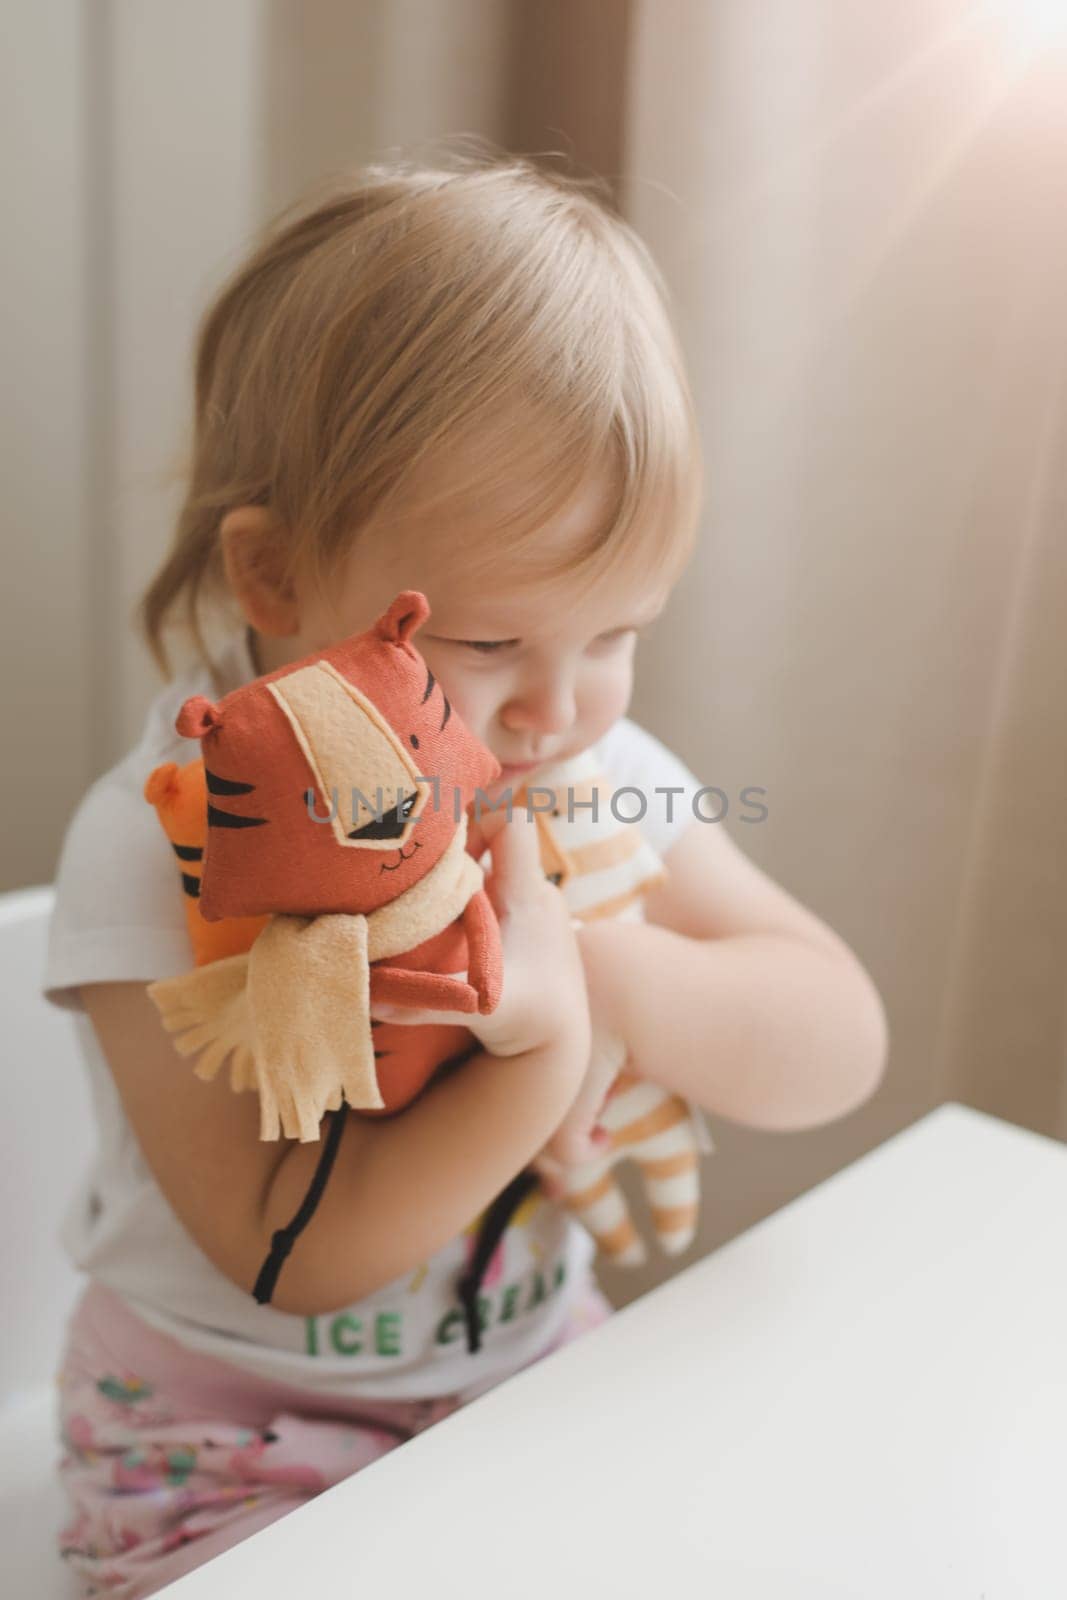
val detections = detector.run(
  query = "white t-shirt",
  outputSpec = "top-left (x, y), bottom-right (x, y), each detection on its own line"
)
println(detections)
top-left (42, 626), bottom-right (707, 1402)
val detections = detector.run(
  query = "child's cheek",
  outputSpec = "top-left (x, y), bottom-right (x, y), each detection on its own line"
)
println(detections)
top-left (445, 675), bottom-right (497, 749)
top-left (593, 659), bottom-right (636, 732)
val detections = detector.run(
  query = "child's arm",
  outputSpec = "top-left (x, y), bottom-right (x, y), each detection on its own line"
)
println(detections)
top-left (82, 981), bottom-right (587, 1318)
top-left (576, 820), bottom-right (889, 1132)
top-left (81, 808), bottom-right (591, 1317)
top-left (259, 1028), bottom-right (585, 1314)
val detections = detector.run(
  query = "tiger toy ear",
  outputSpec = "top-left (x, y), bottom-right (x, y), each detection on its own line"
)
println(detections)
top-left (176, 696), bottom-right (224, 738)
top-left (373, 590), bottom-right (430, 649)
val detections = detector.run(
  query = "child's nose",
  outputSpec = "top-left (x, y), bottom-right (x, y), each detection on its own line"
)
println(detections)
top-left (499, 679), bottom-right (577, 738)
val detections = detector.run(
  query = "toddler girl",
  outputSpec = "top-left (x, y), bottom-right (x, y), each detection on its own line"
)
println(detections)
top-left (43, 147), bottom-right (886, 1598)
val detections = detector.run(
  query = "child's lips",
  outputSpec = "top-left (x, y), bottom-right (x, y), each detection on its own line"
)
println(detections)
top-left (494, 759), bottom-right (543, 783)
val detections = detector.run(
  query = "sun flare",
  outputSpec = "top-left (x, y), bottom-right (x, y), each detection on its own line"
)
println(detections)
top-left (983, 0), bottom-right (1067, 56)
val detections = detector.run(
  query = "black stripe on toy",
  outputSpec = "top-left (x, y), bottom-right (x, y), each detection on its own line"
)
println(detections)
top-left (205, 769), bottom-right (256, 796)
top-left (207, 803), bottom-right (267, 829)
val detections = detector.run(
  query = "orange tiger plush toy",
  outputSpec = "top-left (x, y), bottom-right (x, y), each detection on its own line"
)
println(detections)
top-left (143, 590), bottom-right (509, 1326)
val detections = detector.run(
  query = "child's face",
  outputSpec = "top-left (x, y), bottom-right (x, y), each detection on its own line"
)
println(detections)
top-left (290, 473), bottom-right (670, 790)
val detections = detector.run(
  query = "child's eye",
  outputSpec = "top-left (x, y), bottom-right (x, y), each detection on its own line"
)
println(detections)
top-left (591, 626), bottom-right (642, 650)
top-left (452, 626), bottom-right (647, 655)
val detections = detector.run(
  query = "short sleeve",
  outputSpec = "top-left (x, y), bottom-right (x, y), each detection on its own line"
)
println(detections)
top-left (42, 627), bottom-right (262, 1011)
top-left (594, 717), bottom-right (706, 861)
top-left (42, 748), bottom-right (195, 1012)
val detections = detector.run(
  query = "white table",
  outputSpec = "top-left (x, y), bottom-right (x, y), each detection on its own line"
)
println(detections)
top-left (163, 1103), bottom-right (1067, 1597)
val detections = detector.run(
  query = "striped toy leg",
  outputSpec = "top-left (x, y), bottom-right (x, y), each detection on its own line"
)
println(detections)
top-left (635, 1137), bottom-right (701, 1255)
top-left (561, 1162), bottom-right (647, 1267)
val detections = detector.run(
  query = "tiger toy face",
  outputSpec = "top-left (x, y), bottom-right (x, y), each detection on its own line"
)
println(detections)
top-left (176, 590), bottom-right (501, 922)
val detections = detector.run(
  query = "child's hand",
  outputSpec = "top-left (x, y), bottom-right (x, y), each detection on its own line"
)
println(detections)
top-left (528, 922), bottom-right (635, 1190)
top-left (536, 1019), bottom-right (625, 1165)
top-left (369, 808), bottom-right (591, 1064)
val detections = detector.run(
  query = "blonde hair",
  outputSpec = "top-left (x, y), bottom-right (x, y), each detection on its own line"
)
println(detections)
top-left (139, 140), bottom-right (703, 678)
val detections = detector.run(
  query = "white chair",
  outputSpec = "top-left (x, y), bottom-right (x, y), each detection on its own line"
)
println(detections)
top-left (0, 886), bottom-right (93, 1597)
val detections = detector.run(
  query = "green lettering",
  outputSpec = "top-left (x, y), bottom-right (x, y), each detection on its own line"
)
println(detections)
top-left (527, 1271), bottom-right (547, 1310)
top-left (437, 1298), bottom-right (492, 1345)
top-left (436, 1309), bottom-right (463, 1345)
top-left (552, 1259), bottom-right (566, 1293)
top-left (305, 1317), bottom-right (319, 1357)
top-left (329, 1314), bottom-right (363, 1356)
top-left (375, 1312), bottom-right (402, 1357)
top-left (499, 1284), bottom-right (521, 1323)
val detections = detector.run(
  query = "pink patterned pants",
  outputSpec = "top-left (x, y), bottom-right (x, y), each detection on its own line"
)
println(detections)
top-left (54, 1278), bottom-right (613, 1598)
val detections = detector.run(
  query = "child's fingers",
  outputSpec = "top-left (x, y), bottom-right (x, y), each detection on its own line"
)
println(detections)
top-left (532, 1126), bottom-right (610, 1190)
top-left (544, 1122), bottom-right (611, 1167)
top-left (531, 1151), bottom-right (567, 1201)
top-left (369, 1002), bottom-right (453, 1027)
top-left (483, 806), bottom-right (545, 918)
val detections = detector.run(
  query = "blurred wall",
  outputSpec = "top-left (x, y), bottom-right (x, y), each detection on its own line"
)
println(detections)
top-left (2, 3), bottom-right (93, 887)
top-left (2, 0), bottom-right (268, 888)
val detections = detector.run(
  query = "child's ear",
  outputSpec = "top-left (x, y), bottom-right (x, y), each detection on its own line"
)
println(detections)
top-left (220, 506), bottom-right (301, 636)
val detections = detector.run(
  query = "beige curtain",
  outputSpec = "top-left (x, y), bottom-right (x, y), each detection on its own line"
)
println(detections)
top-left (618, 0), bottom-right (1067, 1293)
top-left (10, 0), bottom-right (1066, 1298)
top-left (624, 0), bottom-right (1067, 1155)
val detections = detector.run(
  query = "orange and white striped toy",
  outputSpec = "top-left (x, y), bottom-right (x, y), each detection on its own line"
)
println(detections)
top-left (506, 750), bottom-right (714, 1267)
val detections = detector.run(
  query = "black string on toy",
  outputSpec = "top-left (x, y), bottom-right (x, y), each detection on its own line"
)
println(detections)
top-left (252, 1100), bottom-right (349, 1305)
top-left (456, 1167), bottom-right (541, 1354)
